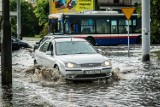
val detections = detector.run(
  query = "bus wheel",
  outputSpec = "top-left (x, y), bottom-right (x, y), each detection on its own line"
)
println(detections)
top-left (136, 35), bottom-right (142, 44)
top-left (86, 37), bottom-right (96, 46)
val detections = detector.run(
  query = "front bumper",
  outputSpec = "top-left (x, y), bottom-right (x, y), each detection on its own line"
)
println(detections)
top-left (63, 67), bottom-right (112, 80)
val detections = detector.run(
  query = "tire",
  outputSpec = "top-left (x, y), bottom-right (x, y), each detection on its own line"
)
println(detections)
top-left (54, 65), bottom-right (60, 74)
top-left (86, 37), bottom-right (96, 46)
top-left (18, 45), bottom-right (25, 50)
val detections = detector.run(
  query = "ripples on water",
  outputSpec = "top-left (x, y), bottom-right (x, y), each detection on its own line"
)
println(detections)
top-left (0, 46), bottom-right (160, 107)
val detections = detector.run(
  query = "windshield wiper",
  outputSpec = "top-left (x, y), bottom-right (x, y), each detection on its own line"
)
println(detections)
top-left (74, 52), bottom-right (85, 54)
top-left (58, 53), bottom-right (69, 55)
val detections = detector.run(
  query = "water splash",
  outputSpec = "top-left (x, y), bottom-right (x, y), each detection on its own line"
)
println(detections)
top-left (23, 65), bottom-right (62, 83)
top-left (111, 67), bottom-right (122, 81)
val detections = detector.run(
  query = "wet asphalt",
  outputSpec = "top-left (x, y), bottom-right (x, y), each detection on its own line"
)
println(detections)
top-left (0, 38), bottom-right (160, 107)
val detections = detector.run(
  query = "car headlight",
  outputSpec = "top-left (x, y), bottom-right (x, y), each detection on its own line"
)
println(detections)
top-left (65, 62), bottom-right (80, 68)
top-left (101, 60), bottom-right (112, 67)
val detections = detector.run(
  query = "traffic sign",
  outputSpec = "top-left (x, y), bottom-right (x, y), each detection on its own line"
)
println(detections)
top-left (121, 8), bottom-right (135, 20)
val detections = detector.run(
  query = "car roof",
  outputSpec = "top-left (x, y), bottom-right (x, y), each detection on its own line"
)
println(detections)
top-left (53, 37), bottom-right (86, 42)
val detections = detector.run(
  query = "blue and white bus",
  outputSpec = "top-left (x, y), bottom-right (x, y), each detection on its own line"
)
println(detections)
top-left (48, 11), bottom-right (141, 46)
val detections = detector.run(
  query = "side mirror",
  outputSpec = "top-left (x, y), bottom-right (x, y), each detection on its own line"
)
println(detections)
top-left (33, 44), bottom-right (39, 51)
top-left (46, 51), bottom-right (53, 56)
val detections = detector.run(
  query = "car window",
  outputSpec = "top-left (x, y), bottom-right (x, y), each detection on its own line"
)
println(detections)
top-left (47, 42), bottom-right (54, 52)
top-left (12, 38), bottom-right (17, 42)
top-left (39, 41), bottom-right (50, 52)
top-left (39, 37), bottom-right (49, 45)
top-left (56, 41), bottom-right (97, 55)
top-left (12, 37), bottom-right (19, 42)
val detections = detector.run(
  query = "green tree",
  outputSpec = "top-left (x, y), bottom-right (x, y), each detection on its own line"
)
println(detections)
top-left (34, 0), bottom-right (49, 37)
top-left (135, 0), bottom-right (160, 43)
top-left (150, 0), bottom-right (160, 43)
top-left (10, 0), bottom-right (39, 37)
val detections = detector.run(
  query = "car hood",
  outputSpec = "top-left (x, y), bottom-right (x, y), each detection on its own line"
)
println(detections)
top-left (56, 54), bottom-right (108, 64)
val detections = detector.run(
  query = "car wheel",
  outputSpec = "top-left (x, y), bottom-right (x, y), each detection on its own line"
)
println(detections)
top-left (54, 65), bottom-right (60, 74)
top-left (19, 45), bottom-right (25, 49)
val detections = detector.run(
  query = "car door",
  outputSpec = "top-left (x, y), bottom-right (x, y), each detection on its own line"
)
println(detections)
top-left (44, 41), bottom-right (56, 68)
top-left (35, 41), bottom-right (50, 66)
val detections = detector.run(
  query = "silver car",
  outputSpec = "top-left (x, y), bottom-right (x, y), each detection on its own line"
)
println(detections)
top-left (34, 37), bottom-right (112, 80)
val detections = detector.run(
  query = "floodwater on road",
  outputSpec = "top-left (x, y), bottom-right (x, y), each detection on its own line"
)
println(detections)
top-left (0, 43), bottom-right (160, 107)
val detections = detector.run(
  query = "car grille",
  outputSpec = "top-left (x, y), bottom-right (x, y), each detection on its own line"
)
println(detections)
top-left (76, 74), bottom-right (107, 78)
top-left (80, 63), bottom-right (101, 68)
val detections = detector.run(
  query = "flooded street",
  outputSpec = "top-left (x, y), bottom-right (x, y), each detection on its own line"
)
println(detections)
top-left (0, 39), bottom-right (160, 107)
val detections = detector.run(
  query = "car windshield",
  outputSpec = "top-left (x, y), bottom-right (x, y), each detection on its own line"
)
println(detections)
top-left (56, 41), bottom-right (97, 55)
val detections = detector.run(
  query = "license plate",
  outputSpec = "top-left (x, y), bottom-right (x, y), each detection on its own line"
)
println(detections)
top-left (85, 70), bottom-right (101, 74)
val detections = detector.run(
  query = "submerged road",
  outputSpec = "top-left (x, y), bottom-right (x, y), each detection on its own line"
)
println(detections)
top-left (0, 38), bottom-right (160, 107)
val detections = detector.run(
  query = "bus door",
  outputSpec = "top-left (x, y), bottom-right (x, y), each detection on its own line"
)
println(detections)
top-left (111, 19), bottom-right (119, 45)
top-left (96, 18), bottom-right (111, 45)
top-left (64, 18), bottom-right (80, 34)
top-left (49, 18), bottom-right (63, 34)
top-left (49, 18), bottom-right (57, 33)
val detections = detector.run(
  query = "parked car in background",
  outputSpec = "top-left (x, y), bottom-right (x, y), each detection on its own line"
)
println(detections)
top-left (34, 37), bottom-right (112, 81)
top-left (11, 36), bottom-right (31, 50)
top-left (0, 36), bottom-right (31, 51)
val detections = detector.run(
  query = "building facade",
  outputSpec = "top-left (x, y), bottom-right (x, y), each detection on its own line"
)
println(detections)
top-left (97, 0), bottom-right (141, 12)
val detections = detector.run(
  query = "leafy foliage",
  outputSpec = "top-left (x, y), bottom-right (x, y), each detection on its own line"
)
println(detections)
top-left (10, 0), bottom-right (39, 37)
top-left (135, 0), bottom-right (160, 43)
top-left (34, 0), bottom-right (49, 26)
top-left (150, 0), bottom-right (160, 43)
top-left (33, 0), bottom-right (49, 37)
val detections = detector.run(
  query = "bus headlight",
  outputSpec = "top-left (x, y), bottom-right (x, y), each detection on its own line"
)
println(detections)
top-left (101, 60), bottom-right (112, 67)
top-left (65, 62), bottom-right (80, 68)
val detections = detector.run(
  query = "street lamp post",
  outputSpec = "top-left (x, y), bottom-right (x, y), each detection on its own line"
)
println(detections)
top-left (142, 0), bottom-right (150, 62)
top-left (1, 0), bottom-right (12, 85)
top-left (17, 0), bottom-right (21, 39)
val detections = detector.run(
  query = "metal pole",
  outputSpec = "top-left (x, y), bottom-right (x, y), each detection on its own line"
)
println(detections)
top-left (1, 0), bottom-right (12, 85)
top-left (17, 0), bottom-right (21, 39)
top-left (142, 0), bottom-right (150, 61)
top-left (128, 20), bottom-right (130, 57)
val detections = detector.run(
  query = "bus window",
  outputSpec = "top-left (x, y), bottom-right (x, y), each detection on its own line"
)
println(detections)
top-left (96, 19), bottom-right (110, 34)
top-left (119, 19), bottom-right (133, 34)
top-left (81, 19), bottom-right (95, 34)
top-left (64, 19), bottom-right (71, 33)
top-left (119, 19), bottom-right (128, 34)
top-left (133, 18), bottom-right (141, 33)
top-left (49, 19), bottom-right (62, 34)
top-left (64, 19), bottom-right (80, 34)
top-left (111, 20), bottom-right (118, 34)
top-left (126, 20), bottom-right (132, 33)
